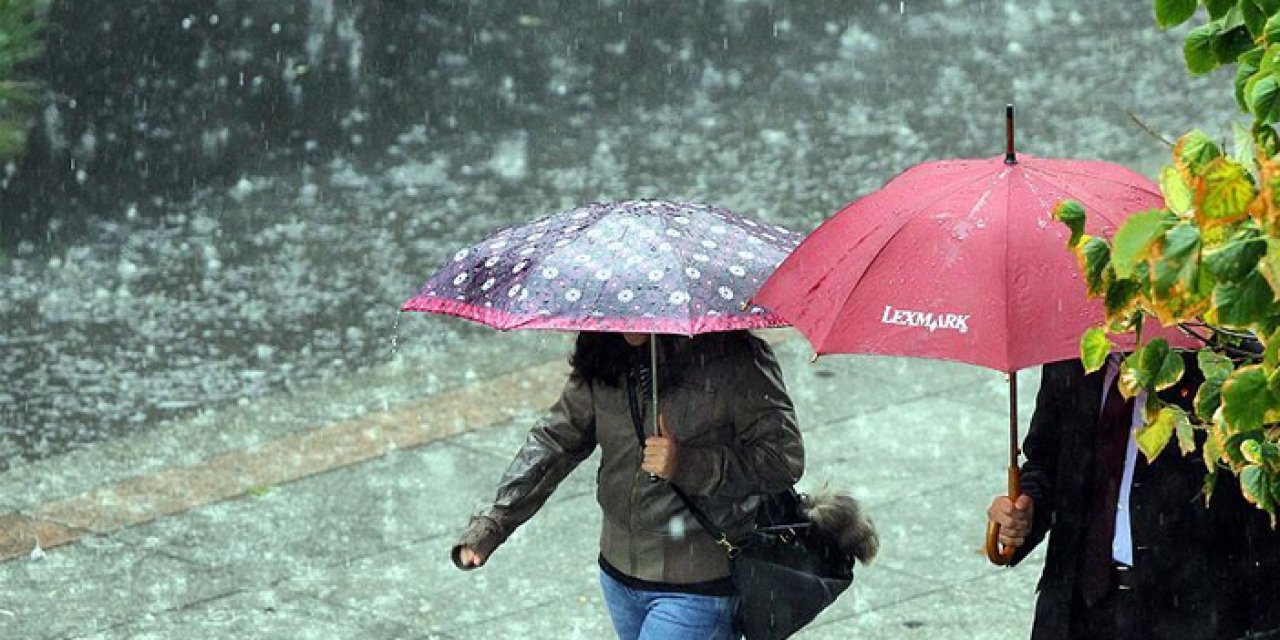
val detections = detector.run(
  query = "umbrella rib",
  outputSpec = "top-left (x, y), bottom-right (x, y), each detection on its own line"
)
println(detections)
top-left (1025, 166), bottom-right (1158, 230)
top-left (812, 202), bottom-right (930, 350)
top-left (1024, 163), bottom-right (1150, 190)
top-left (661, 210), bottom-right (696, 336)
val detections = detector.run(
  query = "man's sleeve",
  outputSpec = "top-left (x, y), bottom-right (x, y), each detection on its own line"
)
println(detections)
top-left (1009, 362), bottom-right (1069, 566)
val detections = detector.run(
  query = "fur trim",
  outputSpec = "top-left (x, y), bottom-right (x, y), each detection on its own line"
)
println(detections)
top-left (800, 489), bottom-right (879, 564)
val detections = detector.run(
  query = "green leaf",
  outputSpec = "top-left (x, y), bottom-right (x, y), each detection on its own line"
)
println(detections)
top-left (1215, 268), bottom-right (1276, 326)
top-left (1137, 405), bottom-right (1179, 462)
top-left (1203, 233), bottom-right (1267, 281)
top-left (1105, 276), bottom-right (1143, 320)
top-left (1205, 421), bottom-right (1227, 470)
top-left (1176, 410), bottom-right (1197, 456)
top-left (1200, 348), bottom-right (1238, 381)
top-left (1258, 238), bottom-right (1280, 294)
top-left (1221, 365), bottom-right (1278, 432)
top-left (1142, 339), bottom-right (1187, 391)
top-left (1269, 11), bottom-right (1280, 44)
top-left (1081, 328), bottom-right (1112, 373)
top-left (1245, 438), bottom-right (1280, 468)
top-left (1250, 75), bottom-right (1280, 123)
top-left (1269, 366), bottom-right (1280, 397)
top-left (1206, 0), bottom-right (1236, 20)
top-left (1161, 165), bottom-right (1193, 215)
top-left (1265, 332), bottom-right (1280, 371)
top-left (1233, 121), bottom-right (1259, 174)
top-left (1119, 352), bottom-right (1145, 399)
top-left (1156, 0), bottom-right (1198, 26)
top-left (1196, 370), bottom-right (1231, 422)
top-left (1237, 50), bottom-right (1265, 110)
top-left (1112, 209), bottom-right (1168, 278)
top-left (1246, 0), bottom-right (1268, 37)
top-left (1242, 438), bottom-right (1266, 463)
top-left (1176, 130), bottom-right (1224, 178)
top-left (1258, 122), bottom-right (1280, 156)
top-left (1055, 200), bottom-right (1087, 247)
top-left (1080, 237), bottom-right (1113, 296)
top-left (1149, 240), bottom-right (1215, 324)
top-left (1186, 21), bottom-right (1224, 73)
top-left (1124, 339), bottom-right (1186, 397)
top-left (1151, 222), bottom-right (1202, 296)
top-left (1215, 25), bottom-right (1256, 64)
top-left (1241, 464), bottom-right (1276, 512)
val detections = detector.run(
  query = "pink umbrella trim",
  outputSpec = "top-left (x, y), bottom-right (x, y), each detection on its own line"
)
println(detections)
top-left (402, 294), bottom-right (789, 336)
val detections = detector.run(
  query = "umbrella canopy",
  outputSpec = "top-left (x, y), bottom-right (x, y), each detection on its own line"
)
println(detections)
top-left (402, 199), bottom-right (802, 335)
top-left (752, 153), bottom-right (1194, 373)
top-left (403, 199), bottom-right (804, 481)
top-left (753, 108), bottom-right (1195, 566)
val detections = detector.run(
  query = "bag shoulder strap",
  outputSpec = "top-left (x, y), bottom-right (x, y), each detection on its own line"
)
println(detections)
top-left (624, 370), bottom-right (727, 542)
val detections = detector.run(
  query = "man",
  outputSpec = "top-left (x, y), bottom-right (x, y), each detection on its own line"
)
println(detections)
top-left (987, 353), bottom-right (1280, 639)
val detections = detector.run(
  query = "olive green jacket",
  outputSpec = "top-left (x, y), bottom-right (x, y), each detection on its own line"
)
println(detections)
top-left (453, 340), bottom-right (804, 584)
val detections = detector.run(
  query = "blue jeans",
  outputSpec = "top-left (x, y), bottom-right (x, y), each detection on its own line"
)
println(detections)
top-left (599, 569), bottom-right (739, 640)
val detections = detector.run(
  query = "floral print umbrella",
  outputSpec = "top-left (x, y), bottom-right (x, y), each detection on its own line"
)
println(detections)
top-left (401, 200), bottom-right (803, 335)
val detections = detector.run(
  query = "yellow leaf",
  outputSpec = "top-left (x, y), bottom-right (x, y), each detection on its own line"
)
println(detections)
top-left (1194, 158), bottom-right (1256, 229)
top-left (1137, 406), bottom-right (1181, 463)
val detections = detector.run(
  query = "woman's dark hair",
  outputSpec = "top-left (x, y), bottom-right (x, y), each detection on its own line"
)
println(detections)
top-left (569, 330), bottom-right (765, 388)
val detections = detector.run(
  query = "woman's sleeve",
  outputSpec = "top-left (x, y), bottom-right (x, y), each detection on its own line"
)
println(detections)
top-left (452, 376), bottom-right (597, 567)
top-left (671, 341), bottom-right (805, 499)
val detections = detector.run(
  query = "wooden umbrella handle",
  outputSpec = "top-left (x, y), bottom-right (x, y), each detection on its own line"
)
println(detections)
top-left (984, 465), bottom-right (1022, 566)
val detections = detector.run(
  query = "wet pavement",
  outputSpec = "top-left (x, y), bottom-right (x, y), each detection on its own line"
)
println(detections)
top-left (0, 1), bottom-right (1241, 637)
top-left (0, 329), bottom-right (1046, 639)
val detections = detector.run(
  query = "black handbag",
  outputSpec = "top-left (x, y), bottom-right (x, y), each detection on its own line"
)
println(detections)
top-left (625, 374), bottom-right (855, 639)
top-left (722, 489), bottom-right (854, 639)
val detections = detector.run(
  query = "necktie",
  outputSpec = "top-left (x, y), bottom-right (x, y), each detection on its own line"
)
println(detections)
top-left (1078, 377), bottom-right (1135, 606)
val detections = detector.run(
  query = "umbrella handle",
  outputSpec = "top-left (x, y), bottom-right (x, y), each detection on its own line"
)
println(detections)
top-left (984, 465), bottom-right (1022, 566)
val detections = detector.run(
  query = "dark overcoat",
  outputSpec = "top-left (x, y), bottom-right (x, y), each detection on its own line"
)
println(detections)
top-left (1014, 358), bottom-right (1280, 640)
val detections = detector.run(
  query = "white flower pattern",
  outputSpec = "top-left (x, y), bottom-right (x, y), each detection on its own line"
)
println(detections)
top-left (415, 201), bottom-right (805, 330)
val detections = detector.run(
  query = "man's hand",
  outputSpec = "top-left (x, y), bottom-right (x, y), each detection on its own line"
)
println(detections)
top-left (987, 494), bottom-right (1034, 548)
top-left (642, 414), bottom-right (679, 480)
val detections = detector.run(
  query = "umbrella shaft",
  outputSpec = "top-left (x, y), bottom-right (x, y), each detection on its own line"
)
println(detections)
top-left (650, 335), bottom-right (659, 435)
top-left (1008, 371), bottom-right (1019, 467)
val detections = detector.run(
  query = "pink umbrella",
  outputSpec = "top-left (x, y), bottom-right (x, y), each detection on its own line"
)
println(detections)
top-left (752, 107), bottom-right (1195, 564)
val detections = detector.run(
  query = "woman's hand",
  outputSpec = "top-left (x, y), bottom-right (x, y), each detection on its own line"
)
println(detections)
top-left (642, 414), bottom-right (679, 480)
top-left (457, 546), bottom-right (487, 569)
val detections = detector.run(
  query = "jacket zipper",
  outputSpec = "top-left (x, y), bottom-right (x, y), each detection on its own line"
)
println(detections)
top-left (627, 371), bottom-right (640, 574)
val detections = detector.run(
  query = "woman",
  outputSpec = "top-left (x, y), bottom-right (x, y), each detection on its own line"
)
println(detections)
top-left (451, 330), bottom-right (805, 639)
